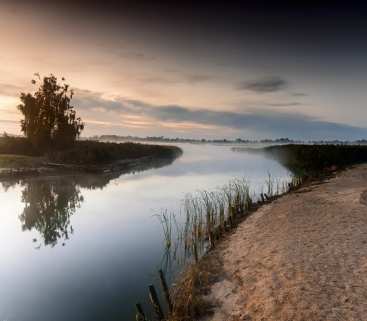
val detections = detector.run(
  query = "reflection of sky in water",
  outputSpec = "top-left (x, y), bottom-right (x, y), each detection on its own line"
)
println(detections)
top-left (0, 143), bottom-right (290, 321)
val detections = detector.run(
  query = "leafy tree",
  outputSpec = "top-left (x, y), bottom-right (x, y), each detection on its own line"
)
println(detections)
top-left (17, 74), bottom-right (84, 150)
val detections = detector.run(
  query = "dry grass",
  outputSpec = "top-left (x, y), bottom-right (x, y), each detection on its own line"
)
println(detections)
top-left (163, 174), bottom-right (305, 321)
top-left (167, 254), bottom-right (223, 321)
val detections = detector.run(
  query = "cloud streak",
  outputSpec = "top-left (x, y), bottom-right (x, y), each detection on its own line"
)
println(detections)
top-left (267, 102), bottom-right (302, 107)
top-left (73, 89), bottom-right (367, 140)
top-left (292, 92), bottom-right (308, 97)
top-left (136, 73), bottom-right (215, 86)
top-left (237, 76), bottom-right (288, 93)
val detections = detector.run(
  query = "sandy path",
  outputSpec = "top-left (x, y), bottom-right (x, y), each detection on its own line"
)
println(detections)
top-left (202, 165), bottom-right (367, 321)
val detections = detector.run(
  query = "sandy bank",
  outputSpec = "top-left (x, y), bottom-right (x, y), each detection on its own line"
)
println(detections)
top-left (201, 164), bottom-right (367, 321)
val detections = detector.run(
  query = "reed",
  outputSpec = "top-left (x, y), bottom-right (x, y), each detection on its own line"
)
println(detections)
top-left (265, 172), bottom-right (274, 199)
top-left (156, 210), bottom-right (176, 251)
top-left (157, 172), bottom-right (306, 266)
top-left (155, 172), bottom-right (305, 321)
top-left (158, 177), bottom-right (261, 265)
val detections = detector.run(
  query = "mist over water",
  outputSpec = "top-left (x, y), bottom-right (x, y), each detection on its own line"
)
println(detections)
top-left (0, 143), bottom-right (290, 321)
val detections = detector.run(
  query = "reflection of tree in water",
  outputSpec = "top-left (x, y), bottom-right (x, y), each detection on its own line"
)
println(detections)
top-left (0, 154), bottom-right (179, 247)
top-left (2, 173), bottom-right (120, 247)
top-left (19, 178), bottom-right (83, 247)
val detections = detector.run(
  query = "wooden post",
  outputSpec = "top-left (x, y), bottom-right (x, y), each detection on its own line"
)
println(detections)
top-left (209, 231), bottom-right (215, 248)
top-left (148, 284), bottom-right (165, 320)
top-left (260, 193), bottom-right (265, 203)
top-left (228, 215), bottom-right (233, 229)
top-left (135, 303), bottom-right (146, 321)
top-left (159, 269), bottom-right (173, 312)
top-left (193, 242), bottom-right (199, 263)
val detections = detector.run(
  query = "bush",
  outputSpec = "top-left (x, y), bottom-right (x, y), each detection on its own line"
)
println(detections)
top-left (0, 136), bottom-right (40, 156)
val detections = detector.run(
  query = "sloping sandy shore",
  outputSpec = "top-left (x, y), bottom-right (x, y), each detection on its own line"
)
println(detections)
top-left (202, 164), bottom-right (367, 321)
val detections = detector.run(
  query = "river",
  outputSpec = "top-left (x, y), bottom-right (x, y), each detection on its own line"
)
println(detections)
top-left (0, 143), bottom-right (290, 321)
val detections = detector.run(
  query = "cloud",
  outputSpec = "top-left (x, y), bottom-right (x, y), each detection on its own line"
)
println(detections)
top-left (136, 73), bottom-right (214, 86)
top-left (0, 83), bottom-right (23, 97)
top-left (292, 92), bottom-right (308, 97)
top-left (136, 76), bottom-right (178, 85)
top-left (267, 102), bottom-right (302, 107)
top-left (116, 50), bottom-right (156, 61)
top-left (0, 119), bottom-right (18, 125)
top-left (73, 89), bottom-right (367, 140)
top-left (237, 76), bottom-right (288, 93)
top-left (184, 74), bottom-right (214, 84)
top-left (73, 89), bottom-right (131, 112)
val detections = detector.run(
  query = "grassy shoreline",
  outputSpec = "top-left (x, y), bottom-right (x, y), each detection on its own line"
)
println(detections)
top-left (234, 144), bottom-right (367, 176)
top-left (158, 144), bottom-right (367, 321)
top-left (162, 174), bottom-right (304, 321)
top-left (0, 137), bottom-right (182, 180)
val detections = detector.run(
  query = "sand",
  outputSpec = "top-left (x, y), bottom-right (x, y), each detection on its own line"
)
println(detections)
top-left (202, 165), bottom-right (367, 321)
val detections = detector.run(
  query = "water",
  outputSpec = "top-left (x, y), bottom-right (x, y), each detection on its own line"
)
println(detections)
top-left (0, 143), bottom-right (290, 321)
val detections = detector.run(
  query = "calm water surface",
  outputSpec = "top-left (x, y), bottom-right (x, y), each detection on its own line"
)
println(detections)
top-left (0, 143), bottom-right (290, 321)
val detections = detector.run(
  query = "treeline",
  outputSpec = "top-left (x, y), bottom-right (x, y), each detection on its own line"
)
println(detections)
top-left (95, 134), bottom-right (367, 145)
top-left (264, 144), bottom-right (367, 175)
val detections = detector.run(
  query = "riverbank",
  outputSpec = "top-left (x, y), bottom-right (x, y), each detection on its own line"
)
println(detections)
top-left (194, 164), bottom-right (367, 321)
top-left (234, 144), bottom-right (367, 176)
top-left (0, 139), bottom-right (182, 180)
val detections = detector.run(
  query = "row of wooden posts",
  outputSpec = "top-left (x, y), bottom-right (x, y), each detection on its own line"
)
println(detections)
top-left (135, 269), bottom-right (172, 321)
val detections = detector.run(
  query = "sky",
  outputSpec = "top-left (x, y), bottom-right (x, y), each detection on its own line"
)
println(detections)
top-left (1, 0), bottom-right (367, 140)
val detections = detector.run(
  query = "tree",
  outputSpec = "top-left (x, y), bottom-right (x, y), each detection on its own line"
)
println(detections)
top-left (17, 74), bottom-right (84, 150)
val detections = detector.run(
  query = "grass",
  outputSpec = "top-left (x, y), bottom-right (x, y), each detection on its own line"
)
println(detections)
top-left (0, 154), bottom-right (44, 168)
top-left (156, 210), bottom-right (176, 251)
top-left (263, 144), bottom-right (367, 176)
top-left (161, 144), bottom-right (367, 321)
top-left (0, 136), bottom-right (182, 166)
top-left (158, 175), bottom-right (294, 267)
top-left (167, 255), bottom-right (222, 321)
top-left (162, 144), bottom-right (367, 271)
top-left (47, 140), bottom-right (182, 164)
top-left (0, 136), bottom-right (39, 156)
top-left (154, 173), bottom-right (303, 321)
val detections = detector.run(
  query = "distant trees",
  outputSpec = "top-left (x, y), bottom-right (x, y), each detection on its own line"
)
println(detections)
top-left (17, 74), bottom-right (84, 151)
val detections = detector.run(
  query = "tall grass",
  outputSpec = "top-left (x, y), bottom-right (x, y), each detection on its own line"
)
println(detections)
top-left (155, 210), bottom-right (175, 250)
top-left (157, 173), bottom-right (303, 268)
top-left (154, 172), bottom-right (304, 321)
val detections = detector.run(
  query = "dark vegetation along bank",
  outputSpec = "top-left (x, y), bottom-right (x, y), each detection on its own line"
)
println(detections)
top-left (232, 144), bottom-right (367, 177)
top-left (138, 143), bottom-right (367, 321)
top-left (0, 135), bottom-right (182, 178)
top-left (262, 144), bottom-right (367, 176)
